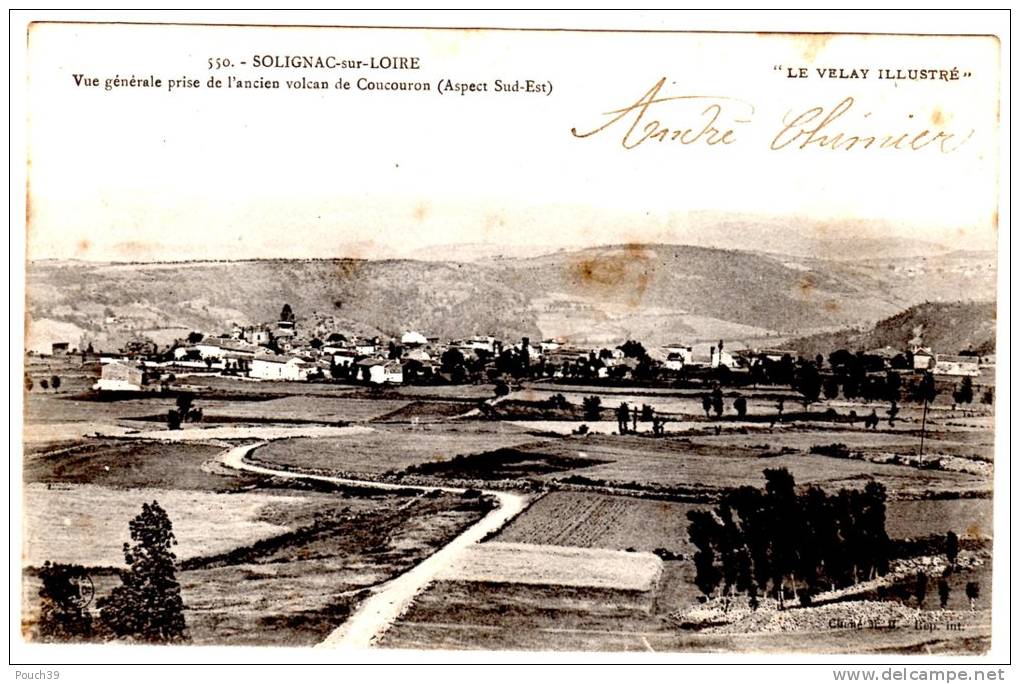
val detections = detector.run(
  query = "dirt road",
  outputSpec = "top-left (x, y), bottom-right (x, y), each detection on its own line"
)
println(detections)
top-left (219, 441), bottom-right (527, 649)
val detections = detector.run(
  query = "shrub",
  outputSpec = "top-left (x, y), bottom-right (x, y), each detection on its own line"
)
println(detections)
top-left (34, 562), bottom-right (93, 642)
top-left (810, 443), bottom-right (851, 459)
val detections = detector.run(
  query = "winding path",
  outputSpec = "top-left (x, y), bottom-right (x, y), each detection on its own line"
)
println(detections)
top-left (219, 442), bottom-right (527, 649)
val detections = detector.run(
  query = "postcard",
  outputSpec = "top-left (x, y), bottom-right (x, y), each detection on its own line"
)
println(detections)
top-left (15, 15), bottom-right (1005, 663)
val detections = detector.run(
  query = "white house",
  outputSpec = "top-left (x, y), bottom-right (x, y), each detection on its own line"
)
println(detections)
top-left (401, 331), bottom-right (428, 347)
top-left (404, 348), bottom-right (432, 363)
top-left (664, 353), bottom-right (686, 371)
top-left (540, 339), bottom-right (563, 352)
top-left (250, 354), bottom-right (313, 381)
top-left (94, 361), bottom-right (145, 391)
top-left (663, 343), bottom-right (694, 367)
top-left (912, 347), bottom-right (935, 371)
top-left (331, 349), bottom-right (357, 368)
top-left (354, 340), bottom-right (377, 355)
top-left (933, 355), bottom-right (981, 377)
top-left (357, 358), bottom-right (403, 384)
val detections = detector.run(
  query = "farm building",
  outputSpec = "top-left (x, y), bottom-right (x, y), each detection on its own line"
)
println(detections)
top-left (357, 358), bottom-right (404, 384)
top-left (93, 361), bottom-right (145, 391)
top-left (330, 349), bottom-right (357, 368)
top-left (250, 353), bottom-right (313, 381)
top-left (912, 347), bottom-right (935, 370)
top-left (403, 348), bottom-right (432, 363)
top-left (401, 331), bottom-right (428, 347)
top-left (933, 354), bottom-right (981, 377)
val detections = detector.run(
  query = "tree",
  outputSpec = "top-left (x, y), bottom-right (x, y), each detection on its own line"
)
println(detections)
top-left (618, 340), bottom-right (647, 359)
top-left (583, 395), bottom-right (602, 422)
top-left (616, 402), bottom-right (630, 434)
top-left (795, 364), bottom-right (822, 408)
top-left (885, 371), bottom-right (902, 403)
top-left (913, 371), bottom-right (938, 405)
top-left (98, 501), bottom-right (188, 642)
top-left (945, 531), bottom-right (959, 569)
top-left (965, 581), bottom-right (980, 610)
top-left (310, 338), bottom-right (323, 350)
top-left (186, 331), bottom-right (204, 344)
top-left (35, 562), bottom-right (93, 642)
top-left (166, 410), bottom-right (182, 430)
top-left (175, 393), bottom-right (195, 418)
top-left (40, 378), bottom-right (49, 390)
top-left (50, 375), bottom-right (62, 391)
top-left (915, 571), bottom-right (928, 608)
top-left (823, 377), bottom-right (840, 401)
top-left (280, 303), bottom-right (294, 322)
top-left (441, 347), bottom-right (466, 373)
top-left (734, 396), bottom-right (747, 418)
top-left (494, 380), bottom-right (510, 398)
top-left (952, 377), bottom-right (974, 407)
top-left (887, 401), bottom-right (900, 427)
top-left (687, 510), bottom-right (722, 599)
top-left (916, 371), bottom-right (937, 462)
top-left (938, 578), bottom-right (951, 609)
top-left (764, 468), bottom-right (799, 607)
top-left (701, 395), bottom-right (712, 419)
top-left (711, 388), bottom-right (724, 418)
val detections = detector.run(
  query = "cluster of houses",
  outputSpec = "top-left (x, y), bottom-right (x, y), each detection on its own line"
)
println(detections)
top-left (71, 311), bottom-right (990, 392)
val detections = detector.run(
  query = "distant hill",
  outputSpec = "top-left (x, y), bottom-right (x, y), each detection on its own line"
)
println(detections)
top-left (24, 245), bottom-right (996, 353)
top-left (786, 301), bottom-right (998, 358)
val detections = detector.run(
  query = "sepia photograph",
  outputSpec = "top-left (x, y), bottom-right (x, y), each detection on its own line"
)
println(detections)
top-left (11, 11), bottom-right (1008, 672)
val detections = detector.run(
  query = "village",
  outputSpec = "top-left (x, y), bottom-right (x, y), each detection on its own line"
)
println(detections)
top-left (33, 303), bottom-right (992, 405)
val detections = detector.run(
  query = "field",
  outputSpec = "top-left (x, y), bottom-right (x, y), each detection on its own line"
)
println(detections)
top-left (23, 483), bottom-right (298, 567)
top-left (255, 425), bottom-right (542, 476)
top-left (438, 542), bottom-right (662, 591)
top-left (20, 357), bottom-right (998, 653)
top-left (20, 431), bottom-right (496, 646)
top-left (496, 492), bottom-right (696, 553)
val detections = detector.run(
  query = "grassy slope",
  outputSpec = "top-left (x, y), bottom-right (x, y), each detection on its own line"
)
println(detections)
top-left (786, 301), bottom-right (997, 357)
top-left (27, 247), bottom-right (995, 350)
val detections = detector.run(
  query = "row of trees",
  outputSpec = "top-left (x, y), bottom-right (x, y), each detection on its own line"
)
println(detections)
top-left (687, 469), bottom-right (890, 608)
top-left (34, 501), bottom-right (188, 643)
top-left (24, 374), bottom-right (61, 392)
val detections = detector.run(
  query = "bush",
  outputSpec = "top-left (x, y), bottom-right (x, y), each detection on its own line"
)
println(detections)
top-left (34, 562), bottom-right (93, 642)
top-left (582, 396), bottom-right (602, 421)
top-left (809, 443), bottom-right (851, 459)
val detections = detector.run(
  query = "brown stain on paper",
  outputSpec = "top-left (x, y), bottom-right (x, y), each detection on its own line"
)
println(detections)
top-left (412, 202), bottom-right (430, 223)
top-left (567, 243), bottom-right (653, 307)
top-left (799, 33), bottom-right (834, 62)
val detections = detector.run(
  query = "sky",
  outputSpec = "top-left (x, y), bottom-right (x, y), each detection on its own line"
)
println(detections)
top-left (25, 24), bottom-right (1000, 261)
